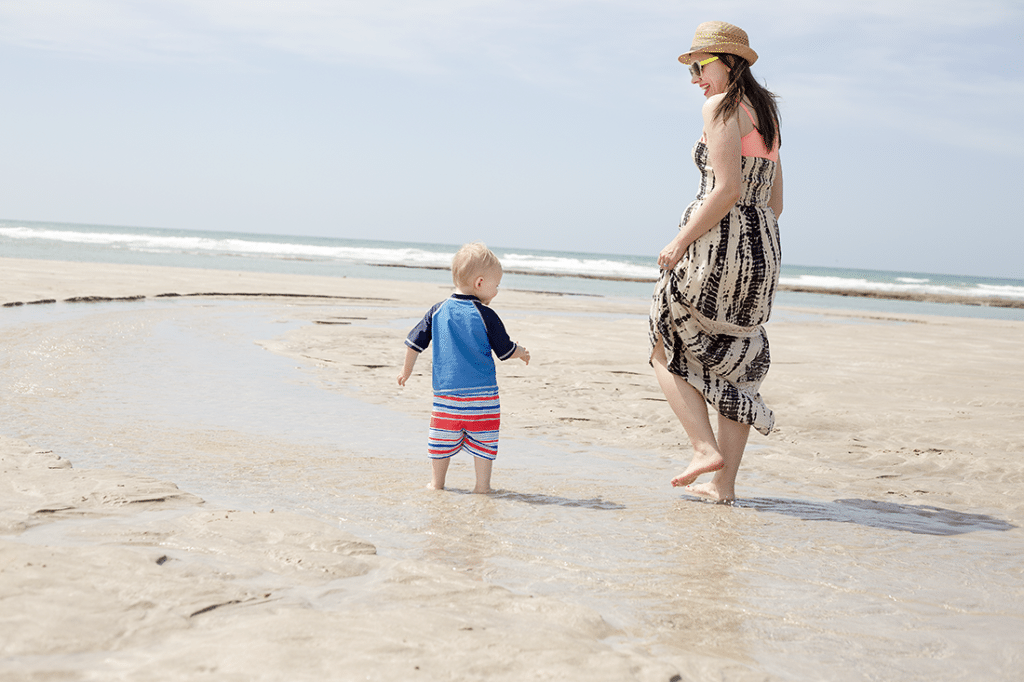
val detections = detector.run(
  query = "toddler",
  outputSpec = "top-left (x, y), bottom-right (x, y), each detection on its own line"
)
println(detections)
top-left (398, 242), bottom-right (530, 493)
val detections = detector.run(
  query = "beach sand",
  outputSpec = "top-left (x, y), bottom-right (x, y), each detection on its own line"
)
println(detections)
top-left (2, 257), bottom-right (1023, 680)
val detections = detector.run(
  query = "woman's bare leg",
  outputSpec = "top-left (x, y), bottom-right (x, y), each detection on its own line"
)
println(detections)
top-left (651, 338), bottom-right (725, 486)
top-left (688, 414), bottom-right (749, 502)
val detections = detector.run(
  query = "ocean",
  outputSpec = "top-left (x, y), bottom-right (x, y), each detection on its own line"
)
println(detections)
top-left (3, 218), bottom-right (1023, 320)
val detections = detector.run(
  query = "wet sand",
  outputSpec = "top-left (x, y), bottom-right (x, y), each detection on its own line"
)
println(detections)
top-left (2, 257), bottom-right (1023, 680)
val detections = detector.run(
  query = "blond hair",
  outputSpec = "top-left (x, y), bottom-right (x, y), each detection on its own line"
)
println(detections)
top-left (451, 242), bottom-right (502, 289)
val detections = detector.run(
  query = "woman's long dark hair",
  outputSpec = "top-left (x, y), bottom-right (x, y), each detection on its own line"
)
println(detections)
top-left (713, 53), bottom-right (781, 151)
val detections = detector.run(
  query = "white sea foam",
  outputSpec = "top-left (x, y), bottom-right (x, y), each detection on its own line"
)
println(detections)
top-left (501, 252), bottom-right (657, 280)
top-left (2, 224), bottom-right (1022, 301)
top-left (0, 225), bottom-right (659, 280)
top-left (975, 283), bottom-right (1024, 299)
top-left (778, 274), bottom-right (1023, 300)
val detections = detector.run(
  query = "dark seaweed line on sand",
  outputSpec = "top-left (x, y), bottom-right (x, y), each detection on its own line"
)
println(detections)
top-left (4, 285), bottom-right (1022, 310)
top-left (2, 292), bottom-right (394, 308)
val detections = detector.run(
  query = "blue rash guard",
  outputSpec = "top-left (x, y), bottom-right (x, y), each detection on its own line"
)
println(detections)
top-left (405, 293), bottom-right (518, 394)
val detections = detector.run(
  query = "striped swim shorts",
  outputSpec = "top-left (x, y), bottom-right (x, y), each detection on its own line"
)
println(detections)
top-left (428, 388), bottom-right (501, 460)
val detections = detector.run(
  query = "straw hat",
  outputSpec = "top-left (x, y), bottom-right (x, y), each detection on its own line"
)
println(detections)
top-left (678, 21), bottom-right (758, 66)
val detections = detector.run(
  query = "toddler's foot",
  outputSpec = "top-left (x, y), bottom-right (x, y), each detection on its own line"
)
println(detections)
top-left (670, 455), bottom-right (725, 488)
top-left (686, 481), bottom-right (735, 504)
top-left (471, 485), bottom-right (493, 494)
top-left (426, 481), bottom-right (444, 491)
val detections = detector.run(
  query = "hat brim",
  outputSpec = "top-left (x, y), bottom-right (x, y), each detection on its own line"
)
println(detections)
top-left (678, 44), bottom-right (758, 66)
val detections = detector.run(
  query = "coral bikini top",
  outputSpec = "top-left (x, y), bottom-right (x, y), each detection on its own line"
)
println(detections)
top-left (738, 103), bottom-right (779, 162)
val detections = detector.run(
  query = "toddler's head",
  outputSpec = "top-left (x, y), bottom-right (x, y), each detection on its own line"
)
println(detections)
top-left (451, 242), bottom-right (502, 291)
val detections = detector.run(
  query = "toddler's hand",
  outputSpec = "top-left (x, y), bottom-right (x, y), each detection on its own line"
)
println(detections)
top-left (518, 346), bottom-right (530, 365)
top-left (397, 372), bottom-right (409, 386)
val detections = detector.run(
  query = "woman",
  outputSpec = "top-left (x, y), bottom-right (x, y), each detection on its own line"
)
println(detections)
top-left (649, 21), bottom-right (783, 503)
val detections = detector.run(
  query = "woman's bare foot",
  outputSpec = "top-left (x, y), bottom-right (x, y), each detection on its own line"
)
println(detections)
top-left (670, 454), bottom-right (725, 487)
top-left (686, 481), bottom-right (735, 504)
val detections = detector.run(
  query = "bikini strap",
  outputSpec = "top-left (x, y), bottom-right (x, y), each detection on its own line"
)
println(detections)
top-left (738, 102), bottom-right (757, 129)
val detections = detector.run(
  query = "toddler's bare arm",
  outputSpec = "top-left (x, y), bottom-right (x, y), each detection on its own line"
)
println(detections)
top-left (397, 346), bottom-right (420, 385)
top-left (512, 345), bottom-right (530, 365)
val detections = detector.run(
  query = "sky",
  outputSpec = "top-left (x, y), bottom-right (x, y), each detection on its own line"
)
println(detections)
top-left (1, 0), bottom-right (1021, 279)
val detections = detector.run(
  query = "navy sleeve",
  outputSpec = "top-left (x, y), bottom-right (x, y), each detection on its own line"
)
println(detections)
top-left (473, 301), bottom-right (518, 361)
top-left (405, 301), bottom-right (443, 352)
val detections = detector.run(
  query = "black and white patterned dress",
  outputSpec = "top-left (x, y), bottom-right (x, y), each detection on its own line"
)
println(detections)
top-left (649, 140), bottom-right (781, 436)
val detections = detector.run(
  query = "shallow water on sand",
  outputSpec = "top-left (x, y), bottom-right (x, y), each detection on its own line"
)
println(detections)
top-left (1, 298), bottom-right (1021, 680)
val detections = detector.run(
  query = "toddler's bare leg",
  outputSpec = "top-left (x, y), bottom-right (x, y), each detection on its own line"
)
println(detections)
top-left (472, 457), bottom-right (493, 494)
top-left (427, 457), bottom-right (450, 490)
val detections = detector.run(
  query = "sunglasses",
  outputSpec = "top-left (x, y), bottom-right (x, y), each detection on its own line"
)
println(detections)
top-left (688, 56), bottom-right (720, 78)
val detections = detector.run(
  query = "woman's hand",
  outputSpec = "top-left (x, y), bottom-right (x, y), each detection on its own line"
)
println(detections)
top-left (658, 238), bottom-right (686, 271)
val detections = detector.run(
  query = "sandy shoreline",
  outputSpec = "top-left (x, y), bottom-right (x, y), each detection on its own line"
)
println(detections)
top-left (2, 257), bottom-right (1023, 680)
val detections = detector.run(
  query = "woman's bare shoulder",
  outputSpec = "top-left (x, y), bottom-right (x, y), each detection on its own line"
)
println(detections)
top-left (701, 94), bottom-right (739, 130)
top-left (701, 94), bottom-right (727, 113)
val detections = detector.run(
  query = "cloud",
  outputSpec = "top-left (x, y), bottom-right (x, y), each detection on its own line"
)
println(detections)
top-left (3, 1), bottom-right (1019, 82)
top-left (753, 0), bottom-right (1024, 157)
top-left (0, 1), bottom-right (647, 70)
top-left (1, 0), bottom-right (1020, 153)
top-left (2, 0), bottom-right (1020, 62)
